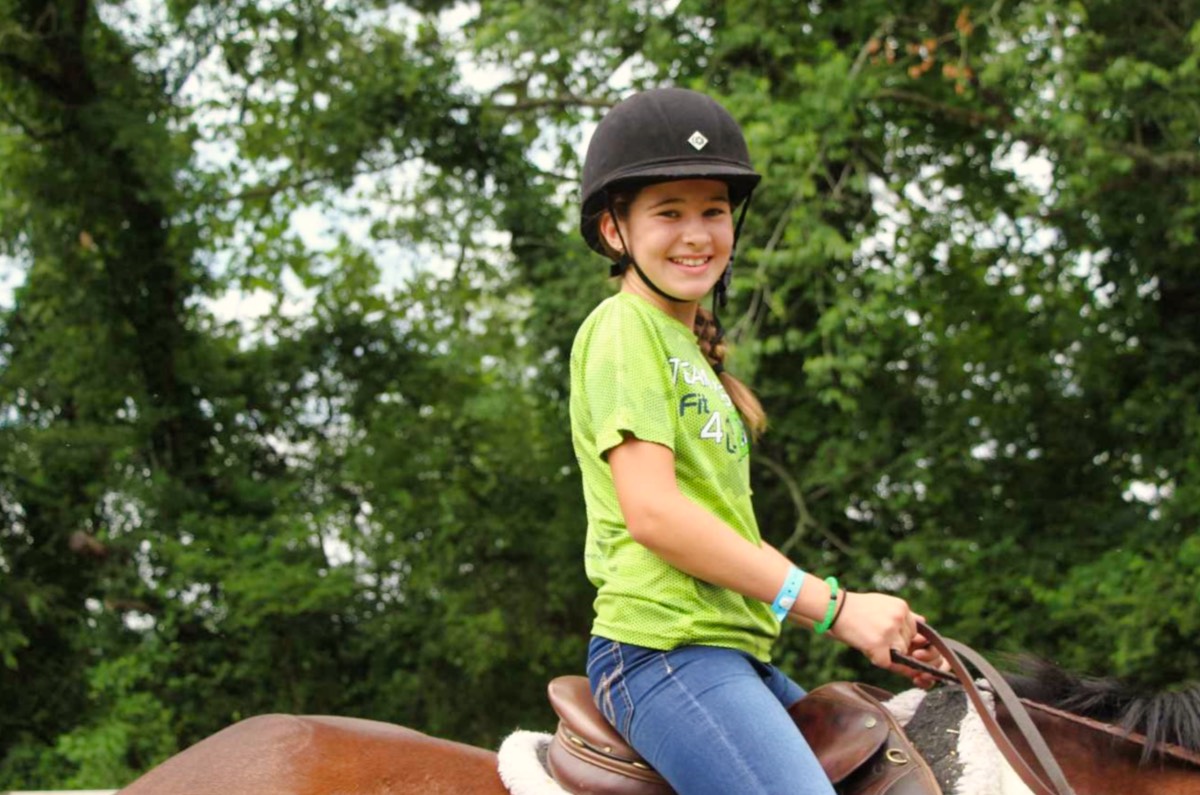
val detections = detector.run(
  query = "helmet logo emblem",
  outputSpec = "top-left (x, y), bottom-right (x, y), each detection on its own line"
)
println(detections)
top-left (687, 131), bottom-right (709, 150)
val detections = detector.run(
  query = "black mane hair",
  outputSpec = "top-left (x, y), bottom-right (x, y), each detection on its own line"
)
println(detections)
top-left (1006, 657), bottom-right (1200, 762)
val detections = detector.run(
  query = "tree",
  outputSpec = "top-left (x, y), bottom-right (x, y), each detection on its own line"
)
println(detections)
top-left (0, 0), bottom-right (585, 785)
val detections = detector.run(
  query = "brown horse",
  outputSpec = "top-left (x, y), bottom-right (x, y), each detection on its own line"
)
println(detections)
top-left (116, 713), bottom-right (510, 795)
top-left (116, 659), bottom-right (1200, 795)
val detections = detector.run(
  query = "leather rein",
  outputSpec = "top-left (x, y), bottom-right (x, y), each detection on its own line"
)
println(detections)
top-left (891, 623), bottom-right (1077, 795)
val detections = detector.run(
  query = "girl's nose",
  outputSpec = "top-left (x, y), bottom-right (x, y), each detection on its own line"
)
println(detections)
top-left (681, 216), bottom-right (711, 246)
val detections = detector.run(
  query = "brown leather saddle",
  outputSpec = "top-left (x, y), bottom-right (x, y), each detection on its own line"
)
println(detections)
top-left (545, 677), bottom-right (939, 795)
top-left (544, 625), bottom-right (1081, 795)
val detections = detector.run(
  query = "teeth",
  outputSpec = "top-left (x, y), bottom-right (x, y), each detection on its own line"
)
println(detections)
top-left (672, 257), bottom-right (708, 266)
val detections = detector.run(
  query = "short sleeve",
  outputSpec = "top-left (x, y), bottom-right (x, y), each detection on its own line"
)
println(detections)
top-left (579, 302), bottom-right (677, 459)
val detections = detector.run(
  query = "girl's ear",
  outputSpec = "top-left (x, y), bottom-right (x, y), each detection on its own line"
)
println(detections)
top-left (598, 212), bottom-right (625, 254)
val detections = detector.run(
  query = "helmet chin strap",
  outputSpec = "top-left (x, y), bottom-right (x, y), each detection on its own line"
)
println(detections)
top-left (606, 190), bottom-right (755, 311)
top-left (606, 198), bottom-right (689, 304)
top-left (712, 191), bottom-right (754, 311)
top-left (612, 254), bottom-right (691, 304)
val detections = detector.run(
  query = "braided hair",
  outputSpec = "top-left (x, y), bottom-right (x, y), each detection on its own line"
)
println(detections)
top-left (693, 307), bottom-right (766, 440)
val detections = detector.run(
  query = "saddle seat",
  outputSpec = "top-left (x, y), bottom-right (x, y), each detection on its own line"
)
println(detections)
top-left (546, 676), bottom-right (670, 794)
top-left (545, 675), bottom-right (941, 795)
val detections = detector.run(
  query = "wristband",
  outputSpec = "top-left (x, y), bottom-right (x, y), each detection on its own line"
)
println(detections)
top-left (813, 576), bottom-right (840, 634)
top-left (828, 590), bottom-right (848, 631)
top-left (769, 566), bottom-right (805, 622)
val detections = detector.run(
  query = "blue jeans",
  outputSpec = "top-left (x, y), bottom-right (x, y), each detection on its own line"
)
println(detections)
top-left (586, 636), bottom-right (836, 795)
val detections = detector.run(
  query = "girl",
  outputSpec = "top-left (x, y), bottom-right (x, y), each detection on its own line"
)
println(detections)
top-left (569, 87), bottom-right (946, 794)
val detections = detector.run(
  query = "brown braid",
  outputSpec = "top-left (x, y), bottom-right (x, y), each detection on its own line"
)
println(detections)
top-left (693, 308), bottom-right (767, 439)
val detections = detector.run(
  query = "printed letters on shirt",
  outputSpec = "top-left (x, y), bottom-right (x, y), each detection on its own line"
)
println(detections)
top-left (669, 357), bottom-right (748, 458)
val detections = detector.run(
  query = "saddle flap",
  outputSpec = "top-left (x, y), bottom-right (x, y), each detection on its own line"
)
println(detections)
top-left (547, 675), bottom-right (647, 766)
top-left (788, 682), bottom-right (890, 783)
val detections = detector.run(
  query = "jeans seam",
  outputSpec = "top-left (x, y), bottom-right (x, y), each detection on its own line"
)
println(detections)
top-left (613, 643), bottom-right (634, 738)
top-left (586, 639), bottom-right (618, 679)
top-left (594, 641), bottom-right (623, 731)
top-left (661, 655), bottom-right (774, 793)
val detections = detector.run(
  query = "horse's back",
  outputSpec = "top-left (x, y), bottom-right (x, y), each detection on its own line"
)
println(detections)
top-left (118, 713), bottom-right (509, 795)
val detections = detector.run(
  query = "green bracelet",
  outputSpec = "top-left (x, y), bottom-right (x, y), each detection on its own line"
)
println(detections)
top-left (813, 576), bottom-right (840, 634)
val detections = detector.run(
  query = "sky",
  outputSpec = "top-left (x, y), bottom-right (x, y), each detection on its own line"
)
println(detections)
top-left (0, 256), bottom-right (16, 310)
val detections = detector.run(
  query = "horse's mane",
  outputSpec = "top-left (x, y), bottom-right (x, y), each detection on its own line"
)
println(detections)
top-left (1005, 657), bottom-right (1200, 760)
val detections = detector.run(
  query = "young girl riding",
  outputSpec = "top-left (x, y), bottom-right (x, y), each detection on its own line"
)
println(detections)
top-left (569, 87), bottom-right (947, 794)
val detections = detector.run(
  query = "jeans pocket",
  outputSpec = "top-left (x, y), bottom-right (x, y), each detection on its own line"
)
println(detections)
top-left (586, 638), bottom-right (620, 680)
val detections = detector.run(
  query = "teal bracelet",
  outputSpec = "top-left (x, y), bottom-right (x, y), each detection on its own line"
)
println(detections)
top-left (813, 576), bottom-right (840, 634)
top-left (769, 566), bottom-right (805, 622)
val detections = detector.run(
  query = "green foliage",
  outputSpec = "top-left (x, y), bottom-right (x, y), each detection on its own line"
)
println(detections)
top-left (1038, 535), bottom-right (1200, 686)
top-left (54, 653), bottom-right (178, 788)
top-left (1, 0), bottom-right (1198, 788)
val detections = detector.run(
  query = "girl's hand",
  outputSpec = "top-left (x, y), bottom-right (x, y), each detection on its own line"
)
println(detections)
top-left (827, 592), bottom-right (950, 686)
top-left (901, 633), bottom-right (952, 689)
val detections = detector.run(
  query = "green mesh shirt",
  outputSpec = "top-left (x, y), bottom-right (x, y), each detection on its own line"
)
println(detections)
top-left (569, 292), bottom-right (779, 662)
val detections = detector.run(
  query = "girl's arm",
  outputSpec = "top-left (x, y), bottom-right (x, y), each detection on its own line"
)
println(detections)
top-left (609, 436), bottom-right (945, 683)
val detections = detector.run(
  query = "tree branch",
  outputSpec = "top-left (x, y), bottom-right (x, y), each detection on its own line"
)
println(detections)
top-left (212, 146), bottom-right (574, 209)
top-left (875, 87), bottom-right (1005, 129)
top-left (1147, 4), bottom-right (1186, 38)
top-left (220, 170), bottom-right (333, 205)
top-left (0, 52), bottom-right (64, 98)
top-left (0, 95), bottom-right (59, 140)
top-left (70, 0), bottom-right (89, 44)
top-left (169, 40), bottom-right (222, 99)
top-left (485, 95), bottom-right (614, 112)
top-left (0, 466), bottom-right (56, 497)
top-left (877, 88), bottom-right (1200, 177)
top-left (1121, 144), bottom-right (1200, 176)
top-left (167, 2), bottom-right (241, 99)
top-left (755, 453), bottom-right (854, 556)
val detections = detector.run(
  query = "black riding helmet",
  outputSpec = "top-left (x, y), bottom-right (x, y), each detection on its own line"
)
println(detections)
top-left (580, 88), bottom-right (761, 306)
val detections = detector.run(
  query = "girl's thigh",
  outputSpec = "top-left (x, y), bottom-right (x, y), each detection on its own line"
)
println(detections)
top-left (587, 638), bottom-right (834, 795)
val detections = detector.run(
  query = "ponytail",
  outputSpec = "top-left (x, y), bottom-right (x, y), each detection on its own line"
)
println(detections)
top-left (693, 308), bottom-right (766, 439)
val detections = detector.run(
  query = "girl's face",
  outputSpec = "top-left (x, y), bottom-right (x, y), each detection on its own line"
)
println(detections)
top-left (600, 179), bottom-right (734, 321)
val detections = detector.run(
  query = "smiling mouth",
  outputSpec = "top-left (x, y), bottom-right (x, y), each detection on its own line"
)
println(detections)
top-left (669, 256), bottom-right (711, 268)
